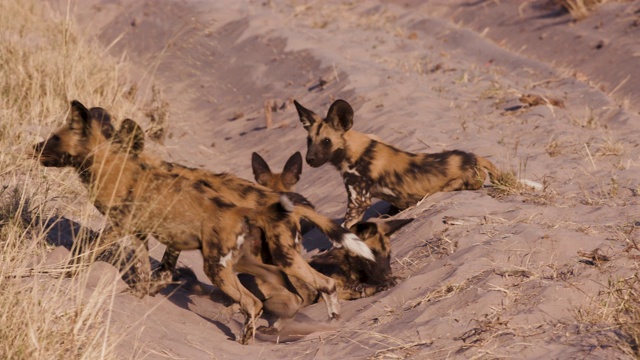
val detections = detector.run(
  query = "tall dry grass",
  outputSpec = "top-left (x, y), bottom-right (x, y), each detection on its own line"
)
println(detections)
top-left (0, 0), bottom-right (142, 358)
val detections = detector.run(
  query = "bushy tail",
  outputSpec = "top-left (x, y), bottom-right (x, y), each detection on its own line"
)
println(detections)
top-left (280, 195), bottom-right (375, 262)
top-left (477, 157), bottom-right (543, 191)
top-left (476, 156), bottom-right (501, 184)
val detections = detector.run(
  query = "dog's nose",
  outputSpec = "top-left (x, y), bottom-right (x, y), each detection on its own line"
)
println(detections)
top-left (33, 141), bottom-right (44, 154)
top-left (306, 155), bottom-right (315, 166)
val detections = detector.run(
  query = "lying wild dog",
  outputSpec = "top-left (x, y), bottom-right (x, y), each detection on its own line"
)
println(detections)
top-left (252, 151), bottom-right (303, 192)
top-left (33, 101), bottom-right (374, 343)
top-left (236, 217), bottom-right (413, 332)
top-left (294, 99), bottom-right (501, 227)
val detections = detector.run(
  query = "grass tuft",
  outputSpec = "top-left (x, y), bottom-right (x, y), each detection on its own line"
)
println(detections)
top-left (553, 0), bottom-right (608, 20)
top-left (576, 273), bottom-right (640, 358)
top-left (0, 0), bottom-right (145, 358)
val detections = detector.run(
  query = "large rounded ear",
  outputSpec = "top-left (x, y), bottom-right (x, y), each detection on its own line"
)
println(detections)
top-left (89, 107), bottom-right (115, 139)
top-left (294, 100), bottom-right (316, 131)
top-left (326, 99), bottom-right (353, 131)
top-left (281, 151), bottom-right (303, 190)
top-left (251, 152), bottom-right (272, 186)
top-left (378, 218), bottom-right (414, 236)
top-left (68, 100), bottom-right (92, 135)
top-left (114, 119), bottom-right (145, 154)
top-left (349, 222), bottom-right (379, 240)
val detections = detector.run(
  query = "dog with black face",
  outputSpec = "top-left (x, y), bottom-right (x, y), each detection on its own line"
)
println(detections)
top-left (295, 99), bottom-right (501, 227)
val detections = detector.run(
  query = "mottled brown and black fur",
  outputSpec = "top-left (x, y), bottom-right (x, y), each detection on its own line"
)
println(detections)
top-left (154, 153), bottom-right (375, 294)
top-left (294, 99), bottom-right (501, 227)
top-left (236, 218), bottom-right (412, 332)
top-left (33, 101), bottom-right (373, 343)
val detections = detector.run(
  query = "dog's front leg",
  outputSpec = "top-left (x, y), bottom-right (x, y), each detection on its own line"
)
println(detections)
top-left (129, 234), bottom-right (175, 296)
top-left (202, 247), bottom-right (263, 345)
top-left (157, 247), bottom-right (181, 275)
top-left (68, 226), bottom-right (123, 275)
top-left (128, 234), bottom-right (153, 298)
top-left (343, 181), bottom-right (372, 228)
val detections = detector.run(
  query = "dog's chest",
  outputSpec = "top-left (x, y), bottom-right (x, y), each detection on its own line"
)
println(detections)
top-left (340, 161), bottom-right (402, 204)
top-left (340, 158), bottom-right (427, 208)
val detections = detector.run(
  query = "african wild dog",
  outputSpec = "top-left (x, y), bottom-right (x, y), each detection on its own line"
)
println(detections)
top-left (236, 217), bottom-right (413, 333)
top-left (250, 151), bottom-right (316, 234)
top-left (154, 152), bottom-right (374, 295)
top-left (33, 100), bottom-right (374, 343)
top-left (252, 151), bottom-right (303, 192)
top-left (294, 99), bottom-right (501, 228)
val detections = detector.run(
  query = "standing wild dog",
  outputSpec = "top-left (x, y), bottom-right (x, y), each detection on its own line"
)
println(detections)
top-left (33, 100), bottom-right (374, 343)
top-left (251, 151), bottom-right (303, 192)
top-left (235, 217), bottom-right (413, 333)
top-left (155, 153), bottom-right (371, 287)
top-left (294, 99), bottom-right (501, 227)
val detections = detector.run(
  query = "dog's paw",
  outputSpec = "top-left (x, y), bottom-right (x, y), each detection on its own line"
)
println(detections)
top-left (129, 283), bottom-right (151, 299)
top-left (257, 325), bottom-right (280, 335)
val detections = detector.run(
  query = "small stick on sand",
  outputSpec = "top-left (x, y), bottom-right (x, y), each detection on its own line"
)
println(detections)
top-left (264, 100), bottom-right (273, 129)
top-left (584, 143), bottom-right (597, 170)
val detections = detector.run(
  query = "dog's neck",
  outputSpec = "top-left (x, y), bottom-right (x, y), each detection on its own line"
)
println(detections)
top-left (336, 130), bottom-right (375, 171)
top-left (76, 142), bottom-right (141, 210)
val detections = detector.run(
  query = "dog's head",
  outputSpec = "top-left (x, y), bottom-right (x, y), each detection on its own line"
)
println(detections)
top-left (349, 218), bottom-right (413, 266)
top-left (251, 151), bottom-right (303, 192)
top-left (294, 99), bottom-right (354, 168)
top-left (33, 100), bottom-right (115, 167)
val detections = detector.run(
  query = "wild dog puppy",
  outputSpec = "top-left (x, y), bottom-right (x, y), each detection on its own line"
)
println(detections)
top-left (251, 151), bottom-right (316, 235)
top-left (236, 216), bottom-right (413, 332)
top-left (251, 151), bottom-right (303, 192)
top-left (294, 99), bottom-right (501, 227)
top-left (33, 101), bottom-right (374, 340)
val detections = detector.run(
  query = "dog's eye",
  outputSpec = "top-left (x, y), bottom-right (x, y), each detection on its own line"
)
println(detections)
top-left (50, 135), bottom-right (60, 143)
top-left (322, 138), bottom-right (331, 146)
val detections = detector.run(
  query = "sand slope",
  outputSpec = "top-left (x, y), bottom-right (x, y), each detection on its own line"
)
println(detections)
top-left (49, 0), bottom-right (640, 358)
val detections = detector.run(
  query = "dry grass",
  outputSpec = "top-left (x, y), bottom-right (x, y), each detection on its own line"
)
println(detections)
top-left (0, 0), bottom-right (143, 358)
top-left (489, 170), bottom-right (528, 198)
top-left (144, 85), bottom-right (170, 143)
top-left (553, 0), bottom-right (609, 20)
top-left (575, 273), bottom-right (640, 357)
top-left (403, 274), bottom-right (480, 311)
top-left (596, 136), bottom-right (625, 157)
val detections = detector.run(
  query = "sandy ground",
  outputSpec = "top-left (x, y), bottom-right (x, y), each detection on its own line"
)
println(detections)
top-left (45, 0), bottom-right (640, 358)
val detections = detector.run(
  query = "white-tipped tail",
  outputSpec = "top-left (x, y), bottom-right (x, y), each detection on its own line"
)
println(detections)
top-left (342, 233), bottom-right (375, 261)
top-left (279, 194), bottom-right (296, 212)
top-left (519, 179), bottom-right (543, 191)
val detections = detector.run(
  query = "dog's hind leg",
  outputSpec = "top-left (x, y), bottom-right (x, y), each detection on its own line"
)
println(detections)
top-left (272, 247), bottom-right (340, 319)
top-left (203, 248), bottom-right (263, 344)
